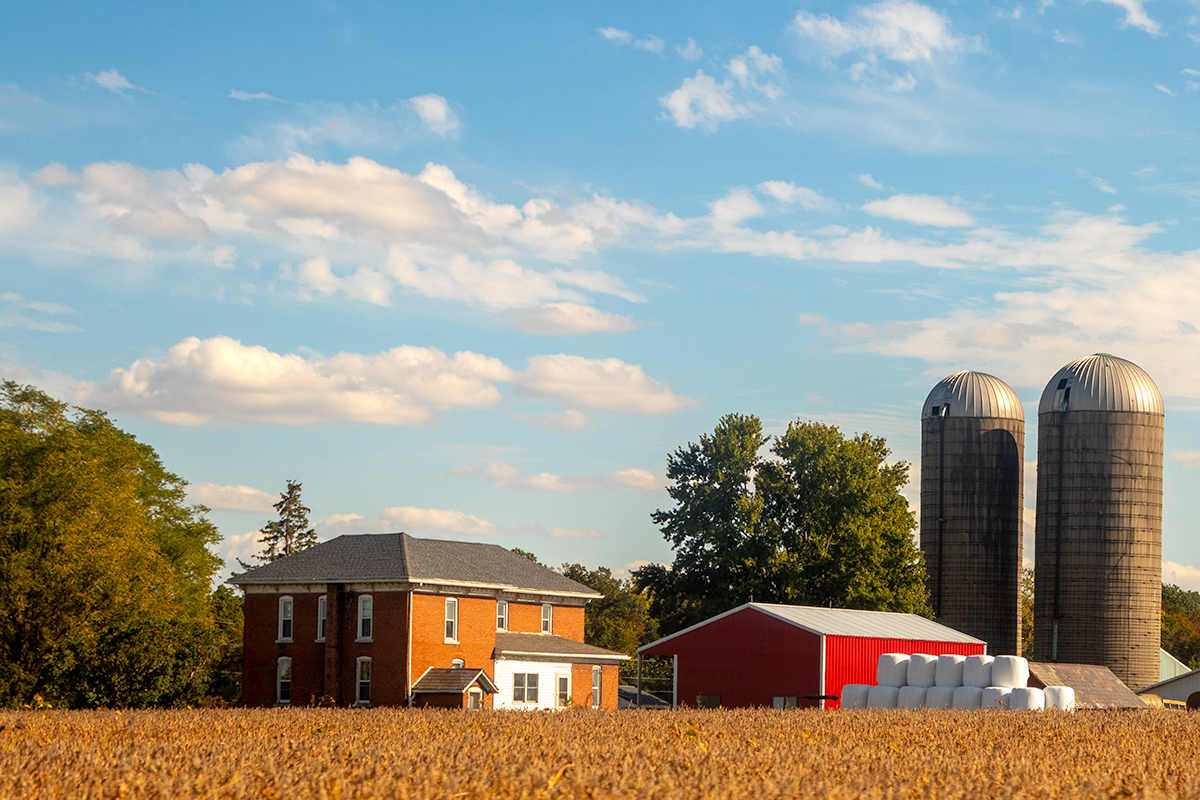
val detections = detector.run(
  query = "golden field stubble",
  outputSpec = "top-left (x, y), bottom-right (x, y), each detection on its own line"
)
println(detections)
top-left (1, 707), bottom-right (1197, 799)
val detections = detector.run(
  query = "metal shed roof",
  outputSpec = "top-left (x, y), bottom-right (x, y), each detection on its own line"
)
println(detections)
top-left (1038, 353), bottom-right (1163, 415)
top-left (639, 603), bottom-right (984, 654)
top-left (922, 370), bottom-right (1023, 420)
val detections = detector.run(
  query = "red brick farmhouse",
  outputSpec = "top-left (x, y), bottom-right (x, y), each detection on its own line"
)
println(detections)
top-left (230, 533), bottom-right (629, 709)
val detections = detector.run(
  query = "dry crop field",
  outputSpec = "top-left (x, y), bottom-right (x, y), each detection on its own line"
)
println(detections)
top-left (2, 707), bottom-right (1199, 799)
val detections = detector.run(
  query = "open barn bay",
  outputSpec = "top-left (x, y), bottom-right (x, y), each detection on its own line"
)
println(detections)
top-left (3, 708), bottom-right (1198, 799)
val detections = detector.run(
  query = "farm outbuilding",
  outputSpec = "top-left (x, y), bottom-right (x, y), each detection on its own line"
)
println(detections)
top-left (637, 603), bottom-right (985, 709)
top-left (1137, 666), bottom-right (1200, 709)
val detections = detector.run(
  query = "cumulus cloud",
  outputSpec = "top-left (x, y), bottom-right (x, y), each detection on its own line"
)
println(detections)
top-left (322, 506), bottom-right (497, 536)
top-left (449, 462), bottom-right (607, 493)
top-left (660, 71), bottom-right (748, 130)
top-left (634, 35), bottom-right (666, 53)
top-left (229, 90), bottom-right (284, 102)
top-left (187, 482), bottom-right (277, 513)
top-left (757, 181), bottom-right (836, 210)
top-left (83, 70), bottom-right (152, 94)
top-left (1089, 0), bottom-right (1161, 34)
top-left (793, 0), bottom-right (968, 62)
top-left (858, 174), bottom-right (885, 189)
top-left (501, 302), bottom-right (636, 335)
top-left (525, 409), bottom-right (592, 433)
top-left (677, 38), bottom-right (703, 60)
top-left (610, 467), bottom-right (663, 490)
top-left (862, 194), bottom-right (973, 226)
top-left (516, 354), bottom-right (699, 415)
top-left (1164, 561), bottom-right (1200, 592)
top-left (598, 27), bottom-right (633, 44)
top-left (408, 94), bottom-right (459, 136)
top-left (1172, 450), bottom-right (1200, 469)
top-left (76, 335), bottom-right (513, 426)
top-left (598, 27), bottom-right (664, 52)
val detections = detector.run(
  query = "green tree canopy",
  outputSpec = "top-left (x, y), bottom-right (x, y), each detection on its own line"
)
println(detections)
top-left (0, 382), bottom-right (232, 707)
top-left (1162, 583), bottom-right (1200, 669)
top-left (247, 480), bottom-right (317, 565)
top-left (635, 414), bottom-right (928, 635)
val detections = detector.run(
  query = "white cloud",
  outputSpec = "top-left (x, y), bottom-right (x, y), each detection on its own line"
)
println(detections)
top-left (322, 506), bottom-right (497, 536)
top-left (525, 409), bottom-right (592, 433)
top-left (1052, 29), bottom-right (1082, 44)
top-left (598, 27), bottom-right (633, 44)
top-left (793, 0), bottom-right (968, 62)
top-left (1172, 450), bottom-right (1200, 469)
top-left (449, 462), bottom-right (607, 493)
top-left (634, 35), bottom-right (665, 53)
top-left (1076, 168), bottom-right (1118, 194)
top-left (757, 181), bottom-right (836, 210)
top-left (728, 46), bottom-right (785, 98)
top-left (610, 467), bottom-right (662, 490)
top-left (1164, 561), bottom-right (1200, 592)
top-left (501, 302), bottom-right (635, 335)
top-left (277, 257), bottom-right (393, 306)
top-left (76, 335), bottom-right (513, 427)
top-left (0, 292), bottom-right (79, 333)
top-left (862, 194), bottom-right (973, 226)
top-left (659, 70), bottom-right (748, 131)
top-left (1088, 0), bottom-right (1161, 35)
top-left (229, 90), bottom-right (284, 102)
top-left (408, 94), bottom-right (460, 136)
top-left (516, 354), bottom-right (699, 415)
top-left (857, 173), bottom-right (885, 189)
top-left (550, 527), bottom-right (606, 539)
top-left (1155, 84), bottom-right (1176, 97)
top-left (677, 38), bottom-right (703, 60)
top-left (187, 482), bottom-right (277, 513)
top-left (83, 70), bottom-right (151, 94)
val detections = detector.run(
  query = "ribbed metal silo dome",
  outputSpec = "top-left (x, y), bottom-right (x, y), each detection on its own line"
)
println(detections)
top-left (921, 370), bottom-right (1025, 655)
top-left (1032, 354), bottom-right (1163, 689)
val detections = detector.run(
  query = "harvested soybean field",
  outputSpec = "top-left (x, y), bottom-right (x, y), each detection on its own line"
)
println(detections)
top-left (3, 708), bottom-right (1199, 799)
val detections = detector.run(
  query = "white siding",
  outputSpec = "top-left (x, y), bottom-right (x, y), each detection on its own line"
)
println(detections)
top-left (1144, 669), bottom-right (1200, 704)
top-left (493, 659), bottom-right (573, 711)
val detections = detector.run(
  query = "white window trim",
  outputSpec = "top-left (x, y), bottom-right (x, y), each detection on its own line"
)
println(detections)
top-left (277, 596), bottom-right (294, 643)
top-left (276, 657), bottom-right (292, 706)
top-left (556, 673), bottom-right (571, 708)
top-left (496, 599), bottom-right (508, 632)
top-left (468, 687), bottom-right (483, 710)
top-left (444, 597), bottom-right (459, 643)
top-left (512, 672), bottom-right (540, 704)
top-left (357, 595), bottom-right (373, 642)
top-left (541, 603), bottom-right (553, 634)
top-left (451, 658), bottom-right (465, 669)
top-left (592, 666), bottom-right (601, 708)
top-left (316, 595), bottom-right (327, 642)
top-left (356, 656), bottom-right (372, 706)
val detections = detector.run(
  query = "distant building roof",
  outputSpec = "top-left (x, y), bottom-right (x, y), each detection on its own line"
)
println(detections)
top-left (410, 667), bottom-right (498, 694)
top-left (1038, 354), bottom-right (1163, 415)
top-left (1161, 648), bottom-right (1191, 682)
top-left (1137, 665), bottom-right (1200, 704)
top-left (493, 632), bottom-right (630, 664)
top-left (228, 533), bottom-right (600, 597)
top-left (617, 685), bottom-right (670, 709)
top-left (1026, 663), bottom-right (1148, 709)
top-left (639, 603), bottom-right (984, 654)
top-left (923, 371), bottom-right (1023, 420)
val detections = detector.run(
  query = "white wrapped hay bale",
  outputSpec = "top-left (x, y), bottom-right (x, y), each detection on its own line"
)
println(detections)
top-left (1008, 687), bottom-right (1045, 711)
top-left (963, 655), bottom-right (995, 687)
top-left (951, 686), bottom-right (984, 709)
top-left (906, 654), bottom-right (938, 687)
top-left (898, 686), bottom-right (928, 709)
top-left (991, 656), bottom-right (1029, 689)
top-left (876, 653), bottom-right (910, 687)
top-left (867, 685), bottom-right (900, 709)
top-left (1045, 686), bottom-right (1076, 712)
top-left (981, 686), bottom-right (1011, 710)
top-left (935, 654), bottom-right (966, 688)
top-left (840, 684), bottom-right (871, 709)
top-left (925, 686), bottom-right (955, 709)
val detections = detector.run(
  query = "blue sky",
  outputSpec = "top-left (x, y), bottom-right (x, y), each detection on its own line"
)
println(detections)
top-left (4, 0), bottom-right (1200, 589)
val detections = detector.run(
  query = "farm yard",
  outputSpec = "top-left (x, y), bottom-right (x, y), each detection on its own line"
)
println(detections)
top-left (3, 708), bottom-right (1199, 799)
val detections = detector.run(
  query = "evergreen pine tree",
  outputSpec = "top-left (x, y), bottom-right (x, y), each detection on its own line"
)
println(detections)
top-left (253, 480), bottom-right (317, 563)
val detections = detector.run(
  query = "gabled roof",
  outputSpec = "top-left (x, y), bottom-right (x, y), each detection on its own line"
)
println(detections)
top-left (494, 632), bottom-right (630, 663)
top-left (228, 532), bottom-right (599, 597)
top-left (1026, 663), bottom-right (1147, 710)
top-left (1137, 664), bottom-right (1200, 696)
top-left (638, 603), bottom-right (984, 654)
top-left (411, 667), bottom-right (498, 694)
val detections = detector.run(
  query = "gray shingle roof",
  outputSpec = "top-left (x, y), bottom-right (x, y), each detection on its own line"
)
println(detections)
top-left (494, 632), bottom-right (630, 663)
top-left (228, 533), bottom-right (600, 597)
top-left (411, 667), bottom-right (498, 694)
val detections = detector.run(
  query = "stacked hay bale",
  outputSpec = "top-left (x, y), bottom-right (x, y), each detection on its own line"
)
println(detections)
top-left (840, 653), bottom-right (1076, 711)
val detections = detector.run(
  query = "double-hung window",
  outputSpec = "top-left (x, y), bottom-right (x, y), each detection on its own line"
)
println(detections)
top-left (357, 595), bottom-right (373, 641)
top-left (540, 604), bottom-right (552, 634)
top-left (513, 673), bottom-right (539, 704)
top-left (445, 598), bottom-right (458, 642)
top-left (277, 657), bottom-right (292, 704)
top-left (357, 657), bottom-right (371, 705)
top-left (496, 600), bottom-right (508, 631)
top-left (277, 597), bottom-right (293, 642)
top-left (592, 666), bottom-right (601, 708)
top-left (317, 596), bottom-right (327, 642)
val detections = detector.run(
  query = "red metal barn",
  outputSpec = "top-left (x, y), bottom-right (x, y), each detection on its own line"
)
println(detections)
top-left (637, 603), bottom-right (986, 709)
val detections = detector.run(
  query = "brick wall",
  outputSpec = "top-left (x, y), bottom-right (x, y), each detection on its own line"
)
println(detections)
top-left (242, 591), bottom-right (326, 707)
top-left (507, 601), bottom-right (585, 641)
top-left (411, 593), bottom-right (497, 677)
top-left (568, 663), bottom-right (620, 710)
top-left (337, 588), bottom-right (409, 707)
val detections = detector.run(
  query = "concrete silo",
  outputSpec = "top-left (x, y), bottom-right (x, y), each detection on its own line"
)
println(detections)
top-left (921, 371), bottom-right (1025, 656)
top-left (1032, 354), bottom-right (1163, 689)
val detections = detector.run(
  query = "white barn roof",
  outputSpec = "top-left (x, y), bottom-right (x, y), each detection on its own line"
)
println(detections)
top-left (639, 603), bottom-right (984, 653)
